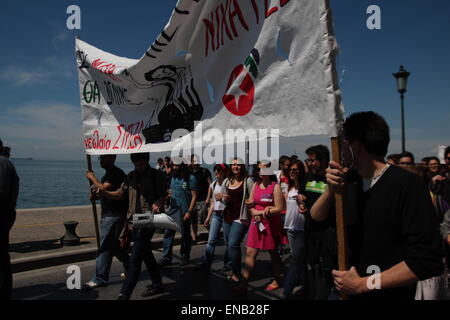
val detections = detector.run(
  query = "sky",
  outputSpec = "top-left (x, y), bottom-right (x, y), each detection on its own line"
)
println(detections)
top-left (0, 0), bottom-right (449, 161)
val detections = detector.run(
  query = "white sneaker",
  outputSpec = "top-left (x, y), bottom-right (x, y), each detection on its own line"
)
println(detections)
top-left (87, 281), bottom-right (98, 287)
top-left (120, 273), bottom-right (126, 279)
top-left (84, 281), bottom-right (106, 290)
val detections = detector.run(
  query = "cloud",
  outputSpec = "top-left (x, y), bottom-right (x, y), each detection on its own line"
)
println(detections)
top-left (1, 55), bottom-right (76, 87)
top-left (0, 66), bottom-right (52, 86)
top-left (0, 102), bottom-right (84, 159)
top-left (52, 31), bottom-right (69, 49)
top-left (1, 30), bottom-right (76, 87)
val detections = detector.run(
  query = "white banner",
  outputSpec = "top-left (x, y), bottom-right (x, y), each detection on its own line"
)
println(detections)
top-left (76, 0), bottom-right (343, 155)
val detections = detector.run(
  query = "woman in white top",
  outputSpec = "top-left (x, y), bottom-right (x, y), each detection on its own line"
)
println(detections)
top-left (197, 164), bottom-right (229, 272)
top-left (283, 159), bottom-right (308, 298)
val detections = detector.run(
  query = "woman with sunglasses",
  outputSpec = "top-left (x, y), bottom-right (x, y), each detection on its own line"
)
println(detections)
top-left (220, 158), bottom-right (254, 285)
top-left (238, 167), bottom-right (286, 293)
top-left (283, 160), bottom-right (308, 298)
top-left (197, 164), bottom-right (230, 273)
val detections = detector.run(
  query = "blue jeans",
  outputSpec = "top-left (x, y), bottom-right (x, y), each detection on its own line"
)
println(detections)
top-left (201, 212), bottom-right (230, 270)
top-left (91, 216), bottom-right (129, 284)
top-left (222, 221), bottom-right (248, 276)
top-left (284, 229), bottom-right (306, 297)
top-left (120, 228), bottom-right (161, 297)
top-left (162, 214), bottom-right (192, 261)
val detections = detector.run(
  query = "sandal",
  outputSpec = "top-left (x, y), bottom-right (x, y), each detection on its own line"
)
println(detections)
top-left (226, 275), bottom-right (240, 284)
top-left (265, 283), bottom-right (280, 291)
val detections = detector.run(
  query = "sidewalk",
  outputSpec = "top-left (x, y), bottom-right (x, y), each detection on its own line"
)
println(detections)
top-left (10, 205), bottom-right (209, 273)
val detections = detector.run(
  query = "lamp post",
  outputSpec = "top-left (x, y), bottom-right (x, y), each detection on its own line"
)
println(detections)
top-left (393, 66), bottom-right (410, 153)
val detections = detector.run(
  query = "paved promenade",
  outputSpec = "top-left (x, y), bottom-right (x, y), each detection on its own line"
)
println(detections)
top-left (10, 206), bottom-right (99, 262)
top-left (12, 242), bottom-right (285, 300)
top-left (9, 205), bottom-right (286, 300)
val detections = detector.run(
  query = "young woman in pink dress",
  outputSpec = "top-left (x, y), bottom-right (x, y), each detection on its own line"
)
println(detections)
top-left (240, 167), bottom-right (287, 292)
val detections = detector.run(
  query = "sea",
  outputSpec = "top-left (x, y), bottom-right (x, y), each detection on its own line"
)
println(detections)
top-left (12, 159), bottom-right (136, 209)
top-left (11, 159), bottom-right (215, 209)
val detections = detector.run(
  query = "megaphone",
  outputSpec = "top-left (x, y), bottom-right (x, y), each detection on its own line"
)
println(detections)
top-left (132, 206), bottom-right (182, 232)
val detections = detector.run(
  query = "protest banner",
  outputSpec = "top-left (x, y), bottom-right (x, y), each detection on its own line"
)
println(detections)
top-left (76, 0), bottom-right (344, 155)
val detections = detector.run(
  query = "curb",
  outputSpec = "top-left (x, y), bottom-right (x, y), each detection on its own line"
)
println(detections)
top-left (11, 230), bottom-right (210, 274)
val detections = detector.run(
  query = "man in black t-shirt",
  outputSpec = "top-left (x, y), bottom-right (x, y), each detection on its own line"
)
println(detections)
top-left (189, 155), bottom-right (212, 242)
top-left (303, 145), bottom-right (337, 300)
top-left (85, 155), bottom-right (129, 289)
top-left (311, 112), bottom-right (444, 300)
top-left (99, 152), bottom-right (168, 300)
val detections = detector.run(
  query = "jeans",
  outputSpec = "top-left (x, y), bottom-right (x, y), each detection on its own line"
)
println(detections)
top-left (120, 228), bottom-right (162, 298)
top-left (162, 214), bottom-right (192, 261)
top-left (201, 212), bottom-right (230, 270)
top-left (192, 201), bottom-right (208, 225)
top-left (91, 216), bottom-right (129, 284)
top-left (222, 221), bottom-right (249, 276)
top-left (284, 229), bottom-right (306, 297)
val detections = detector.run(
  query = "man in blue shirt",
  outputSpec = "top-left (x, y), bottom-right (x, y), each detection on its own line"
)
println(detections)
top-left (160, 157), bottom-right (198, 266)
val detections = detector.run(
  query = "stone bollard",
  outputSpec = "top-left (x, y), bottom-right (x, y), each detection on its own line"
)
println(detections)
top-left (60, 221), bottom-right (81, 246)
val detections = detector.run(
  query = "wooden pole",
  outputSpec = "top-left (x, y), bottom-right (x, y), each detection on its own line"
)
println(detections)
top-left (331, 137), bottom-right (349, 300)
top-left (245, 140), bottom-right (250, 172)
top-left (86, 155), bottom-right (101, 249)
top-left (77, 36), bottom-right (100, 248)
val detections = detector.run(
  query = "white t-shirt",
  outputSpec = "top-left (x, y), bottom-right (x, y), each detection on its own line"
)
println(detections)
top-left (362, 164), bottom-right (390, 192)
top-left (274, 170), bottom-right (282, 183)
top-left (284, 188), bottom-right (305, 231)
top-left (211, 180), bottom-right (225, 211)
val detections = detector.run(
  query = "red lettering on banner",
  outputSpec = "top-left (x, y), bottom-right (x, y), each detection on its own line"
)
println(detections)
top-left (84, 131), bottom-right (112, 151)
top-left (203, 0), bottom-right (291, 57)
top-left (84, 121), bottom-right (143, 152)
top-left (265, 0), bottom-right (278, 18)
top-left (251, 0), bottom-right (259, 24)
top-left (112, 125), bottom-right (124, 150)
top-left (92, 59), bottom-right (118, 75)
top-left (280, 0), bottom-right (290, 7)
top-left (203, 13), bottom-right (216, 57)
top-left (91, 59), bottom-right (121, 81)
top-left (113, 121), bottom-right (144, 151)
top-left (220, 1), bottom-right (233, 46)
top-left (229, 0), bottom-right (249, 38)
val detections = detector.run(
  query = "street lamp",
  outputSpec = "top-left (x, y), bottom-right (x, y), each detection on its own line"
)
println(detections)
top-left (393, 66), bottom-right (410, 153)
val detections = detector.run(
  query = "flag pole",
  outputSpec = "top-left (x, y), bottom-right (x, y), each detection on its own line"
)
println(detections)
top-left (86, 155), bottom-right (101, 249)
top-left (323, 0), bottom-right (349, 299)
top-left (245, 140), bottom-right (250, 173)
top-left (76, 35), bottom-right (100, 249)
top-left (331, 137), bottom-right (348, 297)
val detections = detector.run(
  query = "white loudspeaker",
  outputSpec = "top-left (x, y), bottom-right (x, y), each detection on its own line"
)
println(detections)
top-left (132, 209), bottom-right (182, 233)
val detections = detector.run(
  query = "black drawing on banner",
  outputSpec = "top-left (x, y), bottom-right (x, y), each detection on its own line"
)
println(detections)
top-left (123, 65), bottom-right (203, 144)
top-left (76, 50), bottom-right (89, 70)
